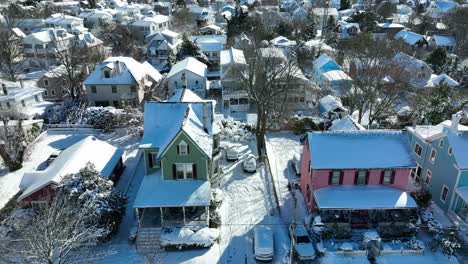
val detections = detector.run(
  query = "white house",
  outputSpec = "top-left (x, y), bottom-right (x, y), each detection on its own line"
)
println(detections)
top-left (429, 35), bottom-right (456, 52)
top-left (83, 57), bottom-right (162, 107)
top-left (44, 14), bottom-right (87, 34)
top-left (146, 29), bottom-right (181, 70)
top-left (79, 10), bottom-right (113, 28)
top-left (220, 48), bottom-right (249, 112)
top-left (0, 84), bottom-right (52, 119)
top-left (129, 15), bottom-right (170, 43)
top-left (167, 57), bottom-right (208, 98)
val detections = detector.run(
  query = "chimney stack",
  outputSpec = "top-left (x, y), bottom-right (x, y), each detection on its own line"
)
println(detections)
top-left (450, 111), bottom-right (462, 132)
top-left (1, 84), bottom-right (7, 95)
top-left (202, 102), bottom-right (208, 133)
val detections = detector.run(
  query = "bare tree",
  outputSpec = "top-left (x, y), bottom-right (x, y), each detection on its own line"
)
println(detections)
top-left (0, 119), bottom-right (27, 171)
top-left (172, 8), bottom-right (197, 32)
top-left (0, 7), bottom-right (26, 81)
top-left (0, 189), bottom-right (110, 264)
top-left (143, 73), bottom-right (168, 102)
top-left (234, 49), bottom-right (305, 155)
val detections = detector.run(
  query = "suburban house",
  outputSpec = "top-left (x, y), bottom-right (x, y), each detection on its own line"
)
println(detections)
top-left (406, 112), bottom-right (468, 228)
top-left (10, 19), bottom-right (45, 34)
top-left (18, 136), bottom-right (124, 208)
top-left (83, 57), bottom-right (162, 107)
top-left (427, 1), bottom-right (459, 20)
top-left (44, 14), bottom-right (87, 34)
top-left (134, 100), bottom-right (220, 245)
top-left (167, 57), bottom-right (208, 98)
top-left (428, 35), bottom-right (456, 52)
top-left (220, 47), bottom-right (250, 113)
top-left (192, 35), bottom-right (227, 74)
top-left (313, 54), bottom-right (353, 95)
top-left (0, 84), bottom-right (52, 119)
top-left (37, 65), bottom-right (67, 102)
top-left (335, 22), bottom-right (360, 39)
top-left (394, 30), bottom-right (428, 49)
top-left (79, 10), bottom-right (113, 28)
top-left (128, 15), bottom-right (171, 43)
top-left (312, 8), bottom-right (339, 27)
top-left (376, 22), bottom-right (405, 38)
top-left (146, 29), bottom-right (181, 70)
top-left (390, 52), bottom-right (433, 88)
top-left (300, 130), bottom-right (417, 228)
top-left (318, 95), bottom-right (347, 119)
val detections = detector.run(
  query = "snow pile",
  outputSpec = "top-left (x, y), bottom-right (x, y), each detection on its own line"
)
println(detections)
top-left (406, 237), bottom-right (425, 251)
top-left (363, 231), bottom-right (381, 247)
top-left (420, 208), bottom-right (443, 235)
top-left (218, 118), bottom-right (255, 142)
top-left (160, 226), bottom-right (220, 249)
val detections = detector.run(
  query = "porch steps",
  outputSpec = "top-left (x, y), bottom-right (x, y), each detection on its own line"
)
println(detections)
top-left (136, 227), bottom-right (162, 253)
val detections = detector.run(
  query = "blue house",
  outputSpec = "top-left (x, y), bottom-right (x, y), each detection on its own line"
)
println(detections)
top-left (312, 54), bottom-right (353, 96)
top-left (407, 112), bottom-right (468, 227)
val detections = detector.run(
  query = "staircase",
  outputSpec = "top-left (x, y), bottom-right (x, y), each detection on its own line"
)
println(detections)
top-left (136, 227), bottom-right (162, 253)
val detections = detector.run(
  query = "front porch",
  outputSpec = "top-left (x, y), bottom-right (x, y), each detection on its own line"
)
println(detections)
top-left (137, 206), bottom-right (209, 228)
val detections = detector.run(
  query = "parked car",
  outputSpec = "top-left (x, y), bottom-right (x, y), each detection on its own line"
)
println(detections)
top-left (291, 154), bottom-right (301, 176)
top-left (226, 146), bottom-right (240, 161)
top-left (243, 154), bottom-right (257, 172)
top-left (253, 225), bottom-right (274, 261)
top-left (288, 224), bottom-right (316, 261)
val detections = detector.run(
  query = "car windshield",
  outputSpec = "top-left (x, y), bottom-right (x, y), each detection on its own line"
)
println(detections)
top-left (297, 235), bottom-right (310, 243)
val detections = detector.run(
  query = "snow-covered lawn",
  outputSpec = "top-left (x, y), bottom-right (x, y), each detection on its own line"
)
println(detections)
top-left (320, 252), bottom-right (459, 264)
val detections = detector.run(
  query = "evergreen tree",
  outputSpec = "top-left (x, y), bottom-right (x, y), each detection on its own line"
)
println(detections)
top-left (176, 34), bottom-right (210, 66)
top-left (425, 82), bottom-right (455, 124)
top-left (347, 11), bottom-right (378, 32)
top-left (339, 0), bottom-right (351, 10)
top-left (426, 46), bottom-right (447, 74)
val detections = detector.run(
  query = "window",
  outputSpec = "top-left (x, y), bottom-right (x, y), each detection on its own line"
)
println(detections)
top-left (414, 143), bottom-right (422, 157)
top-left (178, 140), bottom-right (188, 155)
top-left (34, 94), bottom-right (39, 102)
top-left (429, 148), bottom-right (437, 163)
top-left (113, 100), bottom-right (119, 107)
top-left (425, 170), bottom-right (432, 185)
top-left (44, 90), bottom-right (48, 96)
top-left (91, 86), bottom-right (96, 93)
top-left (176, 163), bottom-right (194, 179)
top-left (439, 139), bottom-right (444, 148)
top-left (21, 100), bottom-right (26, 107)
top-left (148, 152), bottom-right (159, 168)
top-left (44, 79), bottom-right (49, 86)
top-left (331, 171), bottom-right (341, 185)
top-left (104, 70), bottom-right (110, 78)
top-left (6, 102), bottom-right (10, 108)
top-left (383, 170), bottom-right (393, 184)
top-left (111, 85), bottom-right (117, 93)
top-left (130, 86), bottom-right (136, 93)
top-left (440, 185), bottom-right (449, 202)
top-left (448, 147), bottom-right (453, 155)
top-left (357, 170), bottom-right (367, 185)
top-left (35, 44), bottom-right (43, 49)
top-left (51, 89), bottom-right (55, 96)
top-left (411, 164), bottom-right (422, 184)
top-left (306, 184), bottom-right (311, 203)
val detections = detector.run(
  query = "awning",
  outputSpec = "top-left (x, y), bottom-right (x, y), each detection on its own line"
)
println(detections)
top-left (314, 185), bottom-right (417, 210)
top-left (134, 171), bottom-right (211, 208)
top-left (456, 186), bottom-right (468, 202)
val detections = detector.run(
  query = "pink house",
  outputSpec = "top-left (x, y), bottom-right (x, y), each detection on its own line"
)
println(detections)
top-left (300, 131), bottom-right (418, 227)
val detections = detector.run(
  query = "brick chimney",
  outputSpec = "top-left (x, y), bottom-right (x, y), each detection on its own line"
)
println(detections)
top-left (450, 111), bottom-right (463, 132)
top-left (1, 84), bottom-right (7, 95)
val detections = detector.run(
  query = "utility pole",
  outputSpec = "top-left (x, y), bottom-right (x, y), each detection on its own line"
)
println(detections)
top-left (289, 192), bottom-right (297, 264)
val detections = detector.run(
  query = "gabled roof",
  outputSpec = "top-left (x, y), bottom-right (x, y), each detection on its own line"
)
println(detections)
top-left (394, 30), bottom-right (425, 45)
top-left (140, 101), bottom-right (214, 158)
top-left (447, 131), bottom-right (468, 169)
top-left (199, 40), bottom-right (223, 52)
top-left (167, 57), bottom-right (207, 79)
top-left (313, 54), bottom-right (342, 72)
top-left (319, 95), bottom-right (347, 113)
top-left (329, 116), bottom-right (366, 131)
top-left (432, 35), bottom-right (455, 47)
top-left (0, 86), bottom-right (45, 102)
top-left (18, 137), bottom-right (123, 201)
top-left (168, 88), bottom-right (205, 102)
top-left (377, 22), bottom-right (405, 29)
top-left (131, 15), bottom-right (169, 26)
top-left (431, 73), bottom-right (459, 86)
top-left (220, 47), bottom-right (246, 66)
top-left (433, 1), bottom-right (458, 12)
top-left (83, 57), bottom-right (162, 85)
top-left (307, 131), bottom-right (415, 169)
top-left (23, 28), bottom-right (74, 44)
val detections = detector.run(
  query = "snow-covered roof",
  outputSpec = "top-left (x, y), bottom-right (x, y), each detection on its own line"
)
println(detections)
top-left (199, 40), bottom-right (224, 52)
top-left (432, 35), bottom-right (455, 47)
top-left (323, 70), bottom-right (352, 81)
top-left (220, 47), bottom-right (246, 66)
top-left (313, 54), bottom-right (342, 72)
top-left (319, 95), bottom-right (347, 113)
top-left (259, 47), bottom-right (287, 61)
top-left (329, 116), bottom-right (366, 131)
top-left (447, 131), bottom-right (468, 169)
top-left (304, 40), bottom-right (334, 53)
top-left (271, 36), bottom-right (296, 47)
top-left (161, 29), bottom-right (178, 38)
top-left (167, 57), bottom-right (207, 79)
top-left (307, 131), bottom-right (415, 169)
top-left (131, 15), bottom-right (169, 26)
top-left (23, 28), bottom-right (74, 44)
top-left (83, 57), bottom-right (161, 85)
top-left (430, 73), bottom-right (459, 86)
top-left (133, 171), bottom-right (211, 207)
top-left (42, 65), bottom-right (67, 78)
top-left (394, 30), bottom-right (425, 45)
top-left (168, 88), bottom-right (205, 102)
top-left (45, 14), bottom-right (83, 24)
top-left (18, 137), bottom-right (123, 201)
top-left (140, 101), bottom-right (214, 158)
top-left (0, 86), bottom-right (45, 102)
top-left (314, 185), bottom-right (417, 209)
top-left (456, 186), bottom-right (468, 203)
top-left (433, 1), bottom-right (458, 12)
top-left (191, 35), bottom-right (227, 45)
top-left (377, 22), bottom-right (404, 29)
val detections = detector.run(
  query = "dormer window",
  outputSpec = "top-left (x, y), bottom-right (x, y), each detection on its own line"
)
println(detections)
top-left (104, 70), bottom-right (110, 78)
top-left (178, 140), bottom-right (188, 155)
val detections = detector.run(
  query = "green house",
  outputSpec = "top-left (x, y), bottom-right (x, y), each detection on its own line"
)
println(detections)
top-left (134, 96), bottom-right (220, 230)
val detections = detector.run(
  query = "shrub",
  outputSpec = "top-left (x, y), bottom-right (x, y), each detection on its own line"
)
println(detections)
top-left (322, 224), bottom-right (351, 239)
top-left (378, 223), bottom-right (417, 238)
top-left (410, 188), bottom-right (432, 208)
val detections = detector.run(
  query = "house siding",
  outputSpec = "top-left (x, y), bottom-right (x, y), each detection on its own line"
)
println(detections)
top-left (167, 70), bottom-right (207, 97)
top-left (20, 183), bottom-right (57, 208)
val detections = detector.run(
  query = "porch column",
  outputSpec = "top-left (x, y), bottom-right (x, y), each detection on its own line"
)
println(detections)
top-left (135, 208), bottom-right (140, 223)
top-left (183, 207), bottom-right (186, 225)
top-left (160, 207), bottom-right (164, 226)
top-left (206, 206), bottom-right (210, 226)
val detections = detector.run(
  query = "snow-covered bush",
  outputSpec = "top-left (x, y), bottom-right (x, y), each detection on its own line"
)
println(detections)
top-left (410, 188), bottom-right (432, 208)
top-left (209, 189), bottom-right (223, 228)
top-left (406, 237), bottom-right (425, 251)
top-left (289, 115), bottom-right (321, 134)
top-left (83, 107), bottom-right (119, 131)
top-left (219, 119), bottom-right (255, 142)
top-left (160, 226), bottom-right (220, 249)
top-left (59, 163), bottom-right (128, 241)
top-left (440, 231), bottom-right (461, 257)
top-left (49, 100), bottom-right (86, 124)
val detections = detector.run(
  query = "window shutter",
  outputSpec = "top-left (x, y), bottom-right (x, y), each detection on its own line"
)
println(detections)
top-left (339, 171), bottom-right (344, 184)
top-left (390, 170), bottom-right (395, 184)
top-left (193, 164), bottom-right (197, 179)
top-left (365, 171), bottom-right (370, 185)
top-left (328, 171), bottom-right (332, 185)
top-left (172, 164), bottom-right (176, 179)
top-left (148, 153), bottom-right (153, 168)
top-left (187, 144), bottom-right (190, 154)
top-left (354, 171), bottom-right (358, 185)
top-left (177, 145), bottom-right (180, 154)
top-left (380, 171), bottom-right (384, 184)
